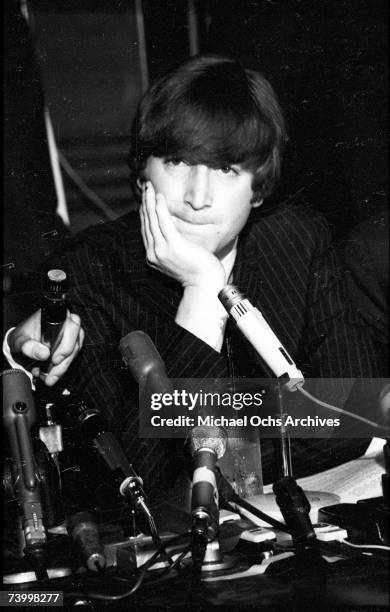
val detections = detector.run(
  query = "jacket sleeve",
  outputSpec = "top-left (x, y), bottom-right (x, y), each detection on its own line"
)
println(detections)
top-left (52, 239), bottom-right (231, 429)
top-left (299, 216), bottom-right (382, 379)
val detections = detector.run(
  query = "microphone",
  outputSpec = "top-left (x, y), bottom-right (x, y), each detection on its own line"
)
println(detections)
top-left (379, 384), bottom-right (390, 510)
top-left (69, 511), bottom-right (106, 572)
top-left (119, 333), bottom-right (179, 560)
top-left (119, 330), bottom-right (176, 433)
top-left (2, 369), bottom-right (47, 576)
top-left (218, 285), bottom-right (304, 391)
top-left (189, 426), bottom-right (227, 543)
top-left (119, 330), bottom-right (174, 395)
top-left (73, 400), bottom-right (135, 475)
top-left (119, 331), bottom-right (179, 507)
top-left (70, 399), bottom-right (147, 508)
top-left (379, 384), bottom-right (390, 422)
top-left (40, 269), bottom-right (68, 372)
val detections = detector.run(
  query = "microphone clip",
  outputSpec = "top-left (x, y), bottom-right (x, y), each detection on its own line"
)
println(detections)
top-left (119, 473), bottom-right (147, 509)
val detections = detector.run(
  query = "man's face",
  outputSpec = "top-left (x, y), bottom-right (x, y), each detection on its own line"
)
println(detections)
top-left (142, 156), bottom-right (261, 259)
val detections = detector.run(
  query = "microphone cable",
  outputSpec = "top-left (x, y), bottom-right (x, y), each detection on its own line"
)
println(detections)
top-left (297, 386), bottom-right (390, 433)
top-left (216, 471), bottom-right (291, 534)
top-left (140, 501), bottom-right (174, 567)
top-left (224, 495), bottom-right (290, 534)
top-left (119, 472), bottom-right (174, 567)
top-left (67, 395), bottom-right (175, 566)
top-left (63, 531), bottom-right (191, 604)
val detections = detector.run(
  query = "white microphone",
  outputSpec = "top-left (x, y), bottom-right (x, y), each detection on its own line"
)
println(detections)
top-left (379, 384), bottom-right (390, 423)
top-left (219, 285), bottom-right (304, 391)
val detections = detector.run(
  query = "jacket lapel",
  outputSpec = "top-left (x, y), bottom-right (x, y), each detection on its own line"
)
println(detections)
top-left (132, 267), bottom-right (182, 320)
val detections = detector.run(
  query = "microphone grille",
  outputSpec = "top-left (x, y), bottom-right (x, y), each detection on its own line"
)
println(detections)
top-left (218, 285), bottom-right (245, 312)
top-left (189, 426), bottom-right (227, 459)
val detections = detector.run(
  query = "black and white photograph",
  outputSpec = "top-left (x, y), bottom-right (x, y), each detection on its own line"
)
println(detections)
top-left (2, 0), bottom-right (389, 609)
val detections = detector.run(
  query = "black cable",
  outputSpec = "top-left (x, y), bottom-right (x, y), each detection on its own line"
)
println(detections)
top-left (140, 500), bottom-right (174, 566)
top-left (226, 496), bottom-right (291, 533)
top-left (169, 545), bottom-right (191, 570)
top-left (217, 470), bottom-right (291, 533)
top-left (186, 541), bottom-right (205, 610)
top-left (64, 562), bottom-right (158, 602)
top-left (63, 531), bottom-right (190, 603)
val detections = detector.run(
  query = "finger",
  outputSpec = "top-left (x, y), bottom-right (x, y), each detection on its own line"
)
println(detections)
top-left (145, 181), bottom-right (164, 244)
top-left (139, 203), bottom-right (147, 248)
top-left (18, 338), bottom-right (50, 362)
top-left (141, 186), bottom-right (154, 247)
top-left (141, 203), bottom-right (154, 257)
top-left (9, 310), bottom-right (42, 354)
top-left (42, 325), bottom-right (84, 384)
top-left (50, 312), bottom-right (82, 365)
top-left (44, 342), bottom-right (81, 386)
top-left (139, 190), bottom-right (152, 253)
top-left (78, 326), bottom-right (85, 349)
top-left (32, 366), bottom-right (41, 379)
top-left (155, 193), bottom-right (177, 241)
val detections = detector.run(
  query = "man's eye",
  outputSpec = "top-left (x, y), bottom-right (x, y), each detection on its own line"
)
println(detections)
top-left (219, 165), bottom-right (238, 176)
top-left (166, 158), bottom-right (187, 167)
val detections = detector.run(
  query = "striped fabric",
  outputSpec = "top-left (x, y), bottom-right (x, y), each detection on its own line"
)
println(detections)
top-left (53, 202), bottom-right (381, 491)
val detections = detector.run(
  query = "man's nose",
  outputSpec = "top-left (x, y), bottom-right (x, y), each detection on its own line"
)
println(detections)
top-left (184, 165), bottom-right (212, 209)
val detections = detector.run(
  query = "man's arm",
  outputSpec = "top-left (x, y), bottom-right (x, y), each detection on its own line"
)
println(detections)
top-left (31, 222), bottom-right (232, 419)
top-left (300, 216), bottom-right (382, 379)
top-left (140, 181), bottom-right (229, 351)
top-left (339, 211), bottom-right (388, 357)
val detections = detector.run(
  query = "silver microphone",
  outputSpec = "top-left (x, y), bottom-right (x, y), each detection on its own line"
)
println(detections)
top-left (219, 285), bottom-right (304, 391)
top-left (189, 426), bottom-right (227, 542)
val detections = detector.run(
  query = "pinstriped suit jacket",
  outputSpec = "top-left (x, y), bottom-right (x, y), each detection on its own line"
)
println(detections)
top-left (55, 203), bottom-right (380, 489)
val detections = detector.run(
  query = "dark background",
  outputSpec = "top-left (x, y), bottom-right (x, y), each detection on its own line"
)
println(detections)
top-left (3, 0), bottom-right (388, 319)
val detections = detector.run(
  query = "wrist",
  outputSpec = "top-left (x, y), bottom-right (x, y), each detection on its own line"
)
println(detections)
top-left (175, 289), bottom-right (228, 351)
top-left (182, 282), bottom-right (224, 300)
top-left (177, 287), bottom-right (227, 325)
top-left (183, 267), bottom-right (226, 294)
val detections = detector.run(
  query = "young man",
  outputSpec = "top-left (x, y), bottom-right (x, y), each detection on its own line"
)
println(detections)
top-left (5, 55), bottom-right (380, 493)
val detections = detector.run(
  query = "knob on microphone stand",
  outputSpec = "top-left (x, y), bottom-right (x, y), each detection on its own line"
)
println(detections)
top-left (2, 369), bottom-right (48, 581)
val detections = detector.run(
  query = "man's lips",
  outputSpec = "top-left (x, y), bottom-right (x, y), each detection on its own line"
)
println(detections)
top-left (172, 214), bottom-right (213, 226)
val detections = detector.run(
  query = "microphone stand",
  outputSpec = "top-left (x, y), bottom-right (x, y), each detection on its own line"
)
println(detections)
top-left (275, 380), bottom-right (293, 479)
top-left (271, 381), bottom-right (328, 605)
top-left (188, 500), bottom-right (235, 586)
top-left (187, 435), bottom-right (236, 575)
top-left (272, 380), bottom-right (318, 549)
top-left (382, 439), bottom-right (389, 511)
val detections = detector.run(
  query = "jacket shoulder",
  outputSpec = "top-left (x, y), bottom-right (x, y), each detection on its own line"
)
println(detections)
top-left (250, 202), bottom-right (332, 249)
top-left (59, 212), bottom-right (141, 257)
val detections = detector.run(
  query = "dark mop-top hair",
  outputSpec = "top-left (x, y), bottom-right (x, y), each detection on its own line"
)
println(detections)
top-left (129, 54), bottom-right (286, 201)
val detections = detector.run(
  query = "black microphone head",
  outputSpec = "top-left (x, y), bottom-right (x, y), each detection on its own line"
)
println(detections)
top-left (119, 331), bottom-right (166, 382)
top-left (2, 368), bottom-right (36, 428)
top-left (189, 426), bottom-right (227, 460)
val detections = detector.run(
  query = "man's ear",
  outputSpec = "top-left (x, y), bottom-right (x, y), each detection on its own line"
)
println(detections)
top-left (251, 198), bottom-right (264, 209)
top-left (136, 177), bottom-right (145, 190)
